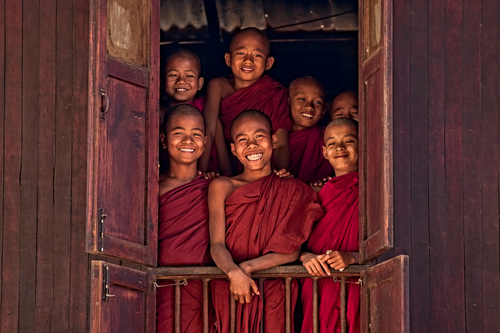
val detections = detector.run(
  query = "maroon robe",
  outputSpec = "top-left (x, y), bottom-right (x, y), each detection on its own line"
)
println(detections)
top-left (157, 175), bottom-right (212, 333)
top-left (301, 172), bottom-right (360, 333)
top-left (288, 126), bottom-right (334, 183)
top-left (211, 174), bottom-right (324, 333)
top-left (220, 75), bottom-right (292, 141)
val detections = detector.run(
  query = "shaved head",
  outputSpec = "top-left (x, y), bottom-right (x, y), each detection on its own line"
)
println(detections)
top-left (163, 104), bottom-right (205, 134)
top-left (288, 76), bottom-right (325, 96)
top-left (230, 109), bottom-right (273, 141)
top-left (229, 27), bottom-right (271, 56)
top-left (326, 117), bottom-right (358, 136)
top-left (165, 49), bottom-right (201, 75)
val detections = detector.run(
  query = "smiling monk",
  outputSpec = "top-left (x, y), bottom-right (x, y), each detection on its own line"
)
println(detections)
top-left (209, 110), bottom-right (324, 333)
top-left (300, 117), bottom-right (361, 333)
top-left (156, 104), bottom-right (213, 333)
top-left (288, 76), bottom-right (334, 184)
top-left (199, 28), bottom-right (292, 175)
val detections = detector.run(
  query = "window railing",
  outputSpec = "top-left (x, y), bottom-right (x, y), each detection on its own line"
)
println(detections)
top-left (151, 264), bottom-right (369, 333)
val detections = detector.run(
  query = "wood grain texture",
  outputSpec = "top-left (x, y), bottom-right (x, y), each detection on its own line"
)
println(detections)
top-left (1, 1), bottom-right (22, 332)
top-left (480, 0), bottom-right (500, 331)
top-left (69, 0), bottom-right (91, 331)
top-left (52, 0), bottom-right (74, 331)
top-left (0, 0), bottom-right (5, 328)
top-left (19, 0), bottom-right (40, 331)
top-left (462, 0), bottom-right (483, 330)
top-left (427, 0), bottom-right (447, 330)
top-left (35, 0), bottom-right (57, 331)
top-left (444, 1), bottom-right (466, 332)
top-left (409, 0), bottom-right (430, 331)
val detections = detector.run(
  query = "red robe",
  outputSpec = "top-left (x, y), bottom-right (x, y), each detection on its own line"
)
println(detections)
top-left (288, 126), bottom-right (334, 183)
top-left (157, 176), bottom-right (212, 333)
top-left (211, 174), bottom-right (324, 333)
top-left (220, 75), bottom-right (292, 141)
top-left (301, 172), bottom-right (360, 333)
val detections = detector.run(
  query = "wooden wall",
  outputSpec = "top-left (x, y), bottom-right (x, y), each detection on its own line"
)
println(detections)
top-left (0, 0), bottom-right (90, 332)
top-left (383, 0), bottom-right (500, 332)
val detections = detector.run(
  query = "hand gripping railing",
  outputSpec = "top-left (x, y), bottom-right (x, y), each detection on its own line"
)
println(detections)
top-left (151, 264), bottom-right (368, 333)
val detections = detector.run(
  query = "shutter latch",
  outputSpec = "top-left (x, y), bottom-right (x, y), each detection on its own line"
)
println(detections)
top-left (98, 208), bottom-right (107, 252)
top-left (103, 264), bottom-right (115, 301)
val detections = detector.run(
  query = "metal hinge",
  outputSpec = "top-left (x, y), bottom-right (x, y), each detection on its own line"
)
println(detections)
top-left (98, 208), bottom-right (107, 252)
top-left (103, 264), bottom-right (115, 301)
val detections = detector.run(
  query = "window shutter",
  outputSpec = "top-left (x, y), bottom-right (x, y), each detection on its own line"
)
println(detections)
top-left (87, 0), bottom-right (160, 266)
top-left (360, 255), bottom-right (409, 332)
top-left (359, 0), bottom-right (394, 262)
top-left (90, 261), bottom-right (156, 333)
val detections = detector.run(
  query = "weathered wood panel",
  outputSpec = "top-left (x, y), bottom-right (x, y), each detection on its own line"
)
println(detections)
top-left (0, 0), bottom-right (90, 331)
top-left (391, 0), bottom-right (500, 332)
top-left (35, 0), bottom-right (57, 331)
top-left (1, 1), bottom-right (22, 332)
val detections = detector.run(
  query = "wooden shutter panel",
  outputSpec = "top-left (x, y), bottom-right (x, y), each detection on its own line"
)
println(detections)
top-left (90, 261), bottom-right (156, 333)
top-left (359, 0), bottom-right (394, 262)
top-left (360, 255), bottom-right (409, 332)
top-left (87, 0), bottom-right (160, 266)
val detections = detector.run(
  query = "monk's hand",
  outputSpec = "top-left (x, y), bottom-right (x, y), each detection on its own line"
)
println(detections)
top-left (310, 176), bottom-right (333, 187)
top-left (300, 252), bottom-right (331, 277)
top-left (227, 268), bottom-right (260, 304)
top-left (238, 261), bottom-right (253, 277)
top-left (198, 170), bottom-right (219, 180)
top-left (323, 251), bottom-right (355, 271)
top-left (273, 168), bottom-right (294, 178)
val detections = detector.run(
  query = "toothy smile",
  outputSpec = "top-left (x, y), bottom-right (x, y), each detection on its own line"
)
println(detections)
top-left (180, 148), bottom-right (195, 153)
top-left (246, 153), bottom-right (263, 161)
top-left (175, 88), bottom-right (189, 92)
top-left (300, 112), bottom-right (314, 118)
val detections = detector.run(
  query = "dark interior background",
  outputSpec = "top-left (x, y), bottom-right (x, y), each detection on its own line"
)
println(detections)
top-left (159, 0), bottom-right (358, 119)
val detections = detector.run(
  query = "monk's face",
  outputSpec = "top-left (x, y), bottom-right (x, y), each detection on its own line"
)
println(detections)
top-left (165, 55), bottom-right (204, 105)
top-left (323, 123), bottom-right (358, 176)
top-left (230, 116), bottom-right (277, 171)
top-left (289, 79), bottom-right (325, 131)
top-left (329, 92), bottom-right (358, 121)
top-left (225, 32), bottom-right (274, 84)
top-left (162, 114), bottom-right (206, 165)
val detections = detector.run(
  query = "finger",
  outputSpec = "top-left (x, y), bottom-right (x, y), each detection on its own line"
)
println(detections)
top-left (303, 263), bottom-right (315, 275)
top-left (250, 280), bottom-right (260, 295)
top-left (245, 291), bottom-right (251, 303)
top-left (239, 295), bottom-right (246, 304)
top-left (307, 262), bottom-right (319, 276)
top-left (312, 259), bottom-right (326, 276)
top-left (318, 259), bottom-right (331, 275)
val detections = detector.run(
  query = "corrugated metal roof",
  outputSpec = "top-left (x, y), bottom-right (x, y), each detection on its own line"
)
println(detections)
top-left (160, 0), bottom-right (357, 40)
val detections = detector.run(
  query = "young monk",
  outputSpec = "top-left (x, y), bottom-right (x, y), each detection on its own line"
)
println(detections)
top-left (300, 117), bottom-right (360, 333)
top-left (199, 27), bottom-right (292, 174)
top-left (329, 91), bottom-right (358, 122)
top-left (156, 104), bottom-right (212, 333)
top-left (160, 49), bottom-right (230, 175)
top-left (288, 76), bottom-right (334, 184)
top-left (209, 110), bottom-right (324, 333)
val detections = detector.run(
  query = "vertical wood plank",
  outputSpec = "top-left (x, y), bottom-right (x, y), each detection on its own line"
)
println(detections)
top-left (1, 1), bottom-right (22, 332)
top-left (0, 0), bottom-right (5, 327)
top-left (391, 0), bottom-right (411, 264)
top-left (461, 0), bottom-right (483, 330)
top-left (409, 0), bottom-right (430, 332)
top-left (427, 0), bottom-right (447, 331)
top-left (480, 0), bottom-right (500, 331)
top-left (52, 0), bottom-right (73, 331)
top-left (69, 0), bottom-right (90, 330)
top-left (19, 0), bottom-right (40, 331)
top-left (35, 0), bottom-right (56, 331)
top-left (444, 1), bottom-right (466, 332)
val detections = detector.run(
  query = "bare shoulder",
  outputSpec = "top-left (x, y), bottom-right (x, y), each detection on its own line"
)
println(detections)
top-left (159, 174), bottom-right (179, 196)
top-left (208, 176), bottom-right (236, 199)
top-left (208, 77), bottom-right (234, 99)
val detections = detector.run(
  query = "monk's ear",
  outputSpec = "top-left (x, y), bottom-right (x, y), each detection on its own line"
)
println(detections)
top-left (224, 53), bottom-right (231, 67)
top-left (323, 146), bottom-right (328, 159)
top-left (230, 143), bottom-right (237, 156)
top-left (265, 56), bottom-right (275, 70)
top-left (272, 133), bottom-right (278, 149)
top-left (160, 133), bottom-right (167, 150)
top-left (197, 77), bottom-right (204, 91)
top-left (203, 135), bottom-right (207, 152)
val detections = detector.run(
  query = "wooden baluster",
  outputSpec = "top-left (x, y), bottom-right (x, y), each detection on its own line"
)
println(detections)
top-left (203, 279), bottom-right (209, 333)
top-left (285, 277), bottom-right (292, 333)
top-left (341, 277), bottom-right (347, 333)
top-left (259, 278), bottom-right (265, 333)
top-left (175, 280), bottom-right (181, 333)
top-left (230, 293), bottom-right (236, 333)
top-left (313, 278), bottom-right (319, 333)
